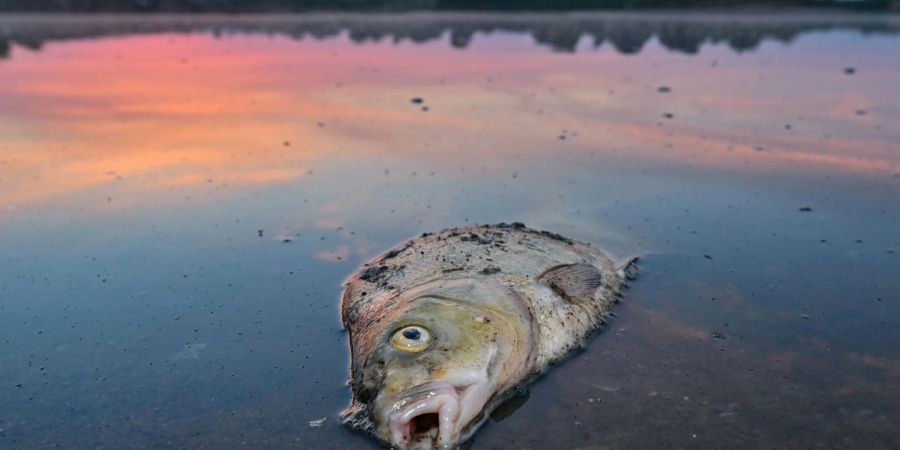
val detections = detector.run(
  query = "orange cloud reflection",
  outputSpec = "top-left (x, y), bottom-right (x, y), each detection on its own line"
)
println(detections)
top-left (1, 30), bottom-right (897, 220)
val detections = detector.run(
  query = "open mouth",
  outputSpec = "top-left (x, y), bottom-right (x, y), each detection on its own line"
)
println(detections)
top-left (388, 381), bottom-right (469, 449)
top-left (410, 412), bottom-right (440, 440)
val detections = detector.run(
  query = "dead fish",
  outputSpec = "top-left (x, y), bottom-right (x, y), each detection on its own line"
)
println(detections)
top-left (340, 223), bottom-right (637, 449)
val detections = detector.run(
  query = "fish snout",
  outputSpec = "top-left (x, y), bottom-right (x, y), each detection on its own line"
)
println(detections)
top-left (388, 381), bottom-right (465, 449)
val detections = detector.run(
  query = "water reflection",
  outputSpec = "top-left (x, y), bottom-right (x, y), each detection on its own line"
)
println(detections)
top-left (1, 13), bottom-right (899, 57)
top-left (1, 15), bottom-right (897, 219)
top-left (0, 12), bottom-right (898, 450)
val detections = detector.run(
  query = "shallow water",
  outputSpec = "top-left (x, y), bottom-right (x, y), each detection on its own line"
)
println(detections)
top-left (1, 12), bottom-right (899, 449)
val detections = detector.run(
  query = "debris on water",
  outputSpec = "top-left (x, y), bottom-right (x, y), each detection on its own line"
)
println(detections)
top-left (703, 254), bottom-right (713, 260)
top-left (173, 342), bottom-right (207, 360)
top-left (557, 129), bottom-right (576, 141)
top-left (308, 417), bottom-right (327, 428)
top-left (855, 109), bottom-right (867, 116)
top-left (711, 331), bottom-right (728, 340)
top-left (421, 106), bottom-right (429, 112)
top-left (282, 238), bottom-right (292, 243)
top-left (662, 112), bottom-right (674, 119)
top-left (648, 390), bottom-right (658, 397)
top-left (410, 97), bottom-right (424, 104)
top-left (257, 229), bottom-right (264, 237)
top-left (798, 206), bottom-right (813, 212)
top-left (593, 385), bottom-right (620, 392)
top-left (657, 86), bottom-right (671, 93)
top-left (800, 314), bottom-right (809, 319)
top-left (785, 124), bottom-right (792, 130)
top-left (844, 67), bottom-right (856, 75)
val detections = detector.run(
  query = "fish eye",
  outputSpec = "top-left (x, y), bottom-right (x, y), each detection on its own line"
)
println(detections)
top-left (391, 325), bottom-right (432, 352)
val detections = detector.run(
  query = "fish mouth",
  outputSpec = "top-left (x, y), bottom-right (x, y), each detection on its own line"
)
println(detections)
top-left (388, 381), bottom-right (472, 449)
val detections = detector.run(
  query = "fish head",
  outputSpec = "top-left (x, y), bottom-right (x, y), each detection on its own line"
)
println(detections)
top-left (356, 290), bottom-right (533, 449)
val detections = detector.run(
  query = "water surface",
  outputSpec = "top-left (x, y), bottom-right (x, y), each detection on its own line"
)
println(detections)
top-left (1, 12), bottom-right (899, 449)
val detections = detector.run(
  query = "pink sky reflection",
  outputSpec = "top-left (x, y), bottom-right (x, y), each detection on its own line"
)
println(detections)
top-left (1, 31), bottom-right (897, 216)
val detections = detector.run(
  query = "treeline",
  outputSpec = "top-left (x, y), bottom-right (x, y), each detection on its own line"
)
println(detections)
top-left (0, 0), bottom-right (897, 12)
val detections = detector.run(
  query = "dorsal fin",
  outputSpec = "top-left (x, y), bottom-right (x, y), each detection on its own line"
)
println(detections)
top-left (536, 263), bottom-right (603, 304)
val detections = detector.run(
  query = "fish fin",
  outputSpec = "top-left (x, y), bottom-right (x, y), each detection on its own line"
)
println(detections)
top-left (489, 389), bottom-right (530, 422)
top-left (616, 256), bottom-right (639, 281)
top-left (341, 401), bottom-right (373, 432)
top-left (537, 263), bottom-right (603, 304)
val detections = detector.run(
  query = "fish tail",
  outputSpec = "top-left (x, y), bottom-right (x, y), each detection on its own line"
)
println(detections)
top-left (616, 256), bottom-right (639, 281)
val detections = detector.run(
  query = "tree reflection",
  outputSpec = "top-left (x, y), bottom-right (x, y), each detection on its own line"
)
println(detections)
top-left (0, 13), bottom-right (897, 59)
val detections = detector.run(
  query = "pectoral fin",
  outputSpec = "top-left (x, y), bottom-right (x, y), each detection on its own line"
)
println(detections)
top-left (537, 263), bottom-right (603, 304)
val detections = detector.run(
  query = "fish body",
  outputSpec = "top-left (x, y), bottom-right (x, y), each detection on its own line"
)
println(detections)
top-left (340, 223), bottom-right (635, 449)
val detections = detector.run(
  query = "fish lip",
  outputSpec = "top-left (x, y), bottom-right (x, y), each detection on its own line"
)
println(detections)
top-left (387, 381), bottom-right (472, 449)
